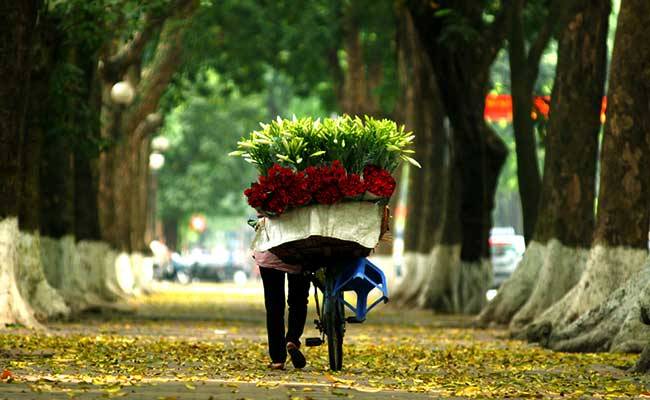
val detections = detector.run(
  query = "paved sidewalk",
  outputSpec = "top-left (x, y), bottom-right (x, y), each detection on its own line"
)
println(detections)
top-left (1, 282), bottom-right (648, 399)
top-left (1, 379), bottom-right (440, 399)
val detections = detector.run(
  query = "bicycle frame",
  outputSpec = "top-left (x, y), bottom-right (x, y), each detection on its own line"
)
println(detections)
top-left (303, 257), bottom-right (389, 370)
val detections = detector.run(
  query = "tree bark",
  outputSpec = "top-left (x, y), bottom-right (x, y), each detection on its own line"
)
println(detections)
top-left (74, 57), bottom-right (103, 242)
top-left (337, 1), bottom-right (383, 118)
top-left (40, 135), bottom-right (76, 238)
top-left (0, 0), bottom-right (38, 219)
top-left (592, 1), bottom-right (650, 250)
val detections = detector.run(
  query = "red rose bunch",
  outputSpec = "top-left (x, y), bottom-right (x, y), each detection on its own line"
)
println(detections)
top-left (363, 165), bottom-right (396, 198)
top-left (245, 161), bottom-right (395, 215)
top-left (245, 165), bottom-right (311, 214)
top-left (305, 160), bottom-right (346, 205)
top-left (243, 182), bottom-right (268, 209)
top-left (338, 173), bottom-right (365, 197)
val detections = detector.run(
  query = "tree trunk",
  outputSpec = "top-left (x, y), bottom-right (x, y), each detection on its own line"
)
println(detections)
top-left (526, 0), bottom-right (650, 353)
top-left (338, 1), bottom-right (382, 118)
top-left (74, 59), bottom-right (102, 242)
top-left (0, 0), bottom-right (37, 219)
top-left (16, 14), bottom-right (70, 321)
top-left (508, 0), bottom-right (556, 244)
top-left (99, 1), bottom-right (197, 252)
top-left (40, 135), bottom-right (76, 238)
top-left (403, 1), bottom-right (509, 313)
top-left (130, 136), bottom-right (151, 252)
top-left (0, 0), bottom-right (41, 328)
top-left (392, 7), bottom-right (451, 308)
top-left (163, 218), bottom-right (179, 252)
top-left (74, 151), bottom-right (101, 241)
top-left (479, 0), bottom-right (610, 329)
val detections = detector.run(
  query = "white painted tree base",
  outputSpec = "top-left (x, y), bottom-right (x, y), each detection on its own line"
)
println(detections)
top-left (526, 245), bottom-right (648, 351)
top-left (457, 259), bottom-right (492, 314)
top-left (0, 218), bottom-right (40, 329)
top-left (392, 252), bottom-right (434, 307)
top-left (17, 232), bottom-right (69, 320)
top-left (417, 245), bottom-right (461, 311)
top-left (41, 237), bottom-right (138, 314)
top-left (538, 257), bottom-right (650, 353)
top-left (510, 240), bottom-right (588, 331)
top-left (478, 241), bottom-right (546, 326)
top-left (130, 253), bottom-right (155, 296)
top-left (393, 246), bottom-right (489, 314)
top-left (531, 245), bottom-right (647, 330)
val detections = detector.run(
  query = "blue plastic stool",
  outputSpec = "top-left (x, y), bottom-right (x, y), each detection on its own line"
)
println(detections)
top-left (333, 257), bottom-right (389, 322)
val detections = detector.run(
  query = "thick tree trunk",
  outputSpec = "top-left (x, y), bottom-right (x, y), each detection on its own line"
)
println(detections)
top-left (0, 0), bottom-right (37, 218)
top-left (17, 232), bottom-right (69, 320)
top-left (0, 0), bottom-right (41, 328)
top-left (337, 1), bottom-right (383, 118)
top-left (74, 52), bottom-right (103, 242)
top-left (404, 2), bottom-right (509, 313)
top-left (479, 0), bottom-right (610, 329)
top-left (40, 135), bottom-right (76, 238)
top-left (392, 7), bottom-right (452, 308)
top-left (16, 15), bottom-right (70, 321)
top-left (526, 0), bottom-right (650, 353)
top-left (430, 39), bottom-right (506, 314)
top-left (74, 151), bottom-right (101, 241)
top-left (99, 1), bottom-right (197, 253)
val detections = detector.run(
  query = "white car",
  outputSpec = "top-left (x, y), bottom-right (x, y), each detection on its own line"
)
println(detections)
top-left (489, 227), bottom-right (525, 288)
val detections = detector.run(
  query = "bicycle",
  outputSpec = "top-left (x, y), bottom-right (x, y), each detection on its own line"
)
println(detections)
top-left (270, 236), bottom-right (389, 371)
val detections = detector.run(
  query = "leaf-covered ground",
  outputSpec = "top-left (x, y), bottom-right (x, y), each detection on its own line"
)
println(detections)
top-left (1, 282), bottom-right (650, 399)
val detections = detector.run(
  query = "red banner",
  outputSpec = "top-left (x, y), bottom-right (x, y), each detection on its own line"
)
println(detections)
top-left (484, 94), bottom-right (607, 123)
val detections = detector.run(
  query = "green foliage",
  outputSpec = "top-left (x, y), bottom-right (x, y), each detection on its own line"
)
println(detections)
top-left (157, 71), bottom-right (266, 220)
top-left (231, 115), bottom-right (418, 176)
top-left (179, 0), bottom-right (398, 114)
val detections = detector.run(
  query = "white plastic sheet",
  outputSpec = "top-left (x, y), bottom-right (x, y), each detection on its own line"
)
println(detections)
top-left (251, 202), bottom-right (384, 251)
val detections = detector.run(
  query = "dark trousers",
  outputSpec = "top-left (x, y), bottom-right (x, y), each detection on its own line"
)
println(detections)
top-left (259, 266), bottom-right (310, 363)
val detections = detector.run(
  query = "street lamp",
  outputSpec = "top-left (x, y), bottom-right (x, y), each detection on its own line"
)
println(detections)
top-left (110, 81), bottom-right (135, 105)
top-left (149, 152), bottom-right (165, 170)
top-left (152, 136), bottom-right (170, 152)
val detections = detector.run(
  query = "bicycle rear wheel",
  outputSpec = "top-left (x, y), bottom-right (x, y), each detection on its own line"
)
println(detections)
top-left (323, 288), bottom-right (344, 370)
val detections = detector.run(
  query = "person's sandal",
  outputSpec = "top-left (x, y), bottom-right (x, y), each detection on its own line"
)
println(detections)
top-left (286, 342), bottom-right (306, 369)
top-left (269, 362), bottom-right (284, 370)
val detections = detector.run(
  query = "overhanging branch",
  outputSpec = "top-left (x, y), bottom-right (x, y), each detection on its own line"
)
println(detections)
top-left (124, 0), bottom-right (199, 136)
top-left (101, 0), bottom-right (195, 83)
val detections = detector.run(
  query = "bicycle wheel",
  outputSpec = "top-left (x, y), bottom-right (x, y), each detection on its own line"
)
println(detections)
top-left (323, 288), bottom-right (344, 370)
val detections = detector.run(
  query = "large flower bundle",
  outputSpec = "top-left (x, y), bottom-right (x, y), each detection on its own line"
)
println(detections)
top-left (231, 115), bottom-right (418, 216)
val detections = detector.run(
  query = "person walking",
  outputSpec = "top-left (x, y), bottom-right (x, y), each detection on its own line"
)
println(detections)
top-left (253, 250), bottom-right (309, 370)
